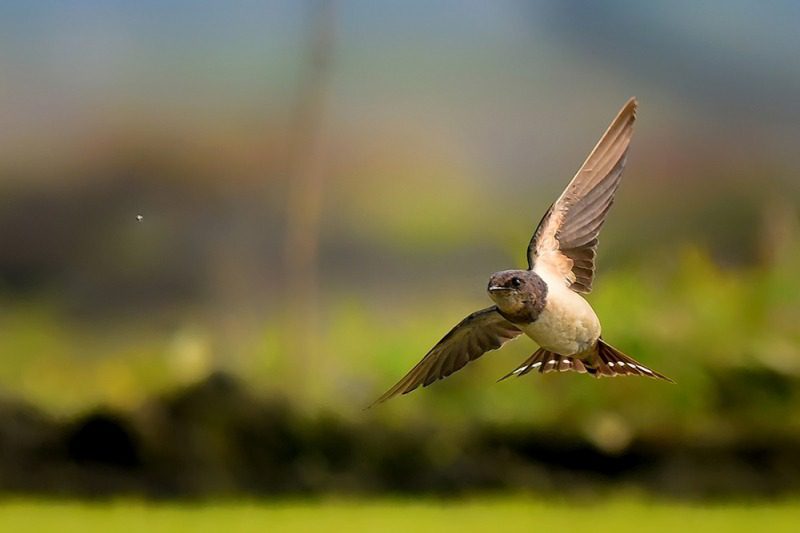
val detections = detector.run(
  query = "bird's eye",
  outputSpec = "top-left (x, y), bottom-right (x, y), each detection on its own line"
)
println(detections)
top-left (511, 277), bottom-right (522, 288)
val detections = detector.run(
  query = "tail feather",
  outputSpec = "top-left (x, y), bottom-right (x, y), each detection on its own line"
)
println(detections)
top-left (499, 339), bottom-right (673, 383)
top-left (592, 339), bottom-right (674, 382)
top-left (498, 347), bottom-right (590, 381)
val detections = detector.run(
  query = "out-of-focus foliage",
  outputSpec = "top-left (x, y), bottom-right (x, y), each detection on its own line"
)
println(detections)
top-left (1, 0), bottom-right (800, 501)
top-left (2, 242), bottom-right (800, 441)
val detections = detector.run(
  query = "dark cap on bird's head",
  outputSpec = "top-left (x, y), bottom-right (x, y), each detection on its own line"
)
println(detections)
top-left (487, 270), bottom-right (548, 323)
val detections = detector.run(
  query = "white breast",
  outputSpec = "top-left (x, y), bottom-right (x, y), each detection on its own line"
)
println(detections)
top-left (522, 272), bottom-right (601, 355)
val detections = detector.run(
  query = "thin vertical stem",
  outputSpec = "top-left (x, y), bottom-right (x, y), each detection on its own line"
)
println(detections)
top-left (283, 0), bottom-right (336, 391)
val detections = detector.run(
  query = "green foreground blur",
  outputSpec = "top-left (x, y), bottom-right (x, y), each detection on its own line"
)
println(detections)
top-left (1, 497), bottom-right (799, 533)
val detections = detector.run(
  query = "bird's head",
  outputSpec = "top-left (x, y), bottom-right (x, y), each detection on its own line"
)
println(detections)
top-left (487, 270), bottom-right (547, 317)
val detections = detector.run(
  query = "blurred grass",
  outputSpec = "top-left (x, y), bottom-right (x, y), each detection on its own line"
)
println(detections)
top-left (1, 497), bottom-right (800, 533)
top-left (0, 242), bottom-right (799, 443)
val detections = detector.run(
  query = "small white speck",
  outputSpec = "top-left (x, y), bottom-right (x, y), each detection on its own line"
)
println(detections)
top-left (608, 362), bottom-right (615, 367)
top-left (531, 362), bottom-right (542, 368)
top-left (136, 214), bottom-right (143, 221)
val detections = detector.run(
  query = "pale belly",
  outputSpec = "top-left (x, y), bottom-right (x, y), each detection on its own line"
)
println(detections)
top-left (520, 288), bottom-right (601, 355)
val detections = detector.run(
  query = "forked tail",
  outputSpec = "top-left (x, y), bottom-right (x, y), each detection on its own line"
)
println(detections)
top-left (499, 338), bottom-right (674, 383)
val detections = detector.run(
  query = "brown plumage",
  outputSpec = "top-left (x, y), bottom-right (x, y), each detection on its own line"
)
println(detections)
top-left (499, 339), bottom-right (674, 382)
top-left (372, 98), bottom-right (672, 406)
top-left (527, 97), bottom-right (636, 293)
top-left (369, 307), bottom-right (522, 406)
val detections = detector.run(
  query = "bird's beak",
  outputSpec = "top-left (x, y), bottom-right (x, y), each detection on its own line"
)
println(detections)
top-left (488, 285), bottom-right (511, 293)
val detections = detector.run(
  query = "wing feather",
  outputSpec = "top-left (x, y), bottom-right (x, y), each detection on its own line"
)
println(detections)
top-left (526, 98), bottom-right (637, 293)
top-left (370, 307), bottom-right (522, 405)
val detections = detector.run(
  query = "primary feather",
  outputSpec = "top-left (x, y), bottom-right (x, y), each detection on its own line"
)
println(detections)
top-left (527, 98), bottom-right (637, 293)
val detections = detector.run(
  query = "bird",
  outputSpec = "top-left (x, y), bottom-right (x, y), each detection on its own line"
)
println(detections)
top-left (372, 98), bottom-right (673, 405)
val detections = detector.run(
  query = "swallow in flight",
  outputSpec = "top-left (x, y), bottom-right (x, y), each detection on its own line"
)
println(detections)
top-left (373, 98), bottom-right (672, 405)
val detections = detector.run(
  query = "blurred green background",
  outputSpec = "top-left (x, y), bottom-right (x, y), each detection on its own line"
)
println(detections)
top-left (1, 0), bottom-right (800, 527)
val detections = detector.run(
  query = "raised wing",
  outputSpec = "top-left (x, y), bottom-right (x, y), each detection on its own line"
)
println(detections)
top-left (527, 98), bottom-right (637, 293)
top-left (371, 307), bottom-right (522, 405)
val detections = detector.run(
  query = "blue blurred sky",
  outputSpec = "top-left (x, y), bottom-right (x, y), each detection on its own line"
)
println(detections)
top-left (0, 1), bottom-right (797, 264)
top-left (2, 1), bottom-right (798, 140)
top-left (1, 0), bottom-right (799, 254)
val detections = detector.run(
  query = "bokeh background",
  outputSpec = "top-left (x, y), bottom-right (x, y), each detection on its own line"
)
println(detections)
top-left (1, 0), bottom-right (800, 517)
